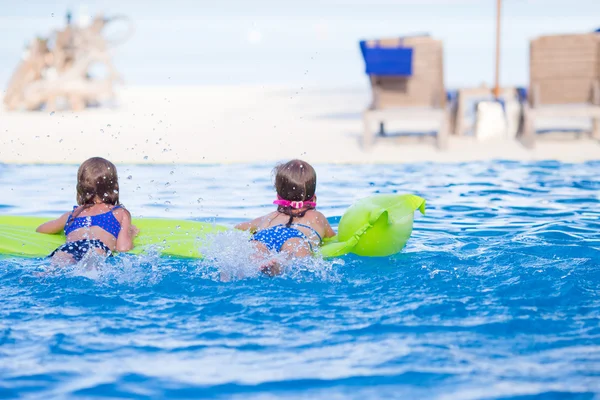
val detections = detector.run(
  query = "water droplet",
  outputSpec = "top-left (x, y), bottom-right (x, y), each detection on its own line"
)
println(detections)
top-left (164, 200), bottom-right (172, 205)
top-left (127, 175), bottom-right (132, 180)
top-left (107, 124), bottom-right (111, 127)
top-left (143, 156), bottom-right (148, 160)
top-left (165, 182), bottom-right (170, 187)
top-left (100, 129), bottom-right (104, 133)
top-left (176, 225), bottom-right (181, 229)
top-left (51, 12), bottom-right (54, 17)
top-left (197, 198), bottom-right (203, 203)
top-left (49, 111), bottom-right (55, 116)
top-left (170, 170), bottom-right (174, 175)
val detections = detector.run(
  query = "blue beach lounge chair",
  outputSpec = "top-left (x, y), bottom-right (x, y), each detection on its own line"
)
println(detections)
top-left (359, 36), bottom-right (450, 150)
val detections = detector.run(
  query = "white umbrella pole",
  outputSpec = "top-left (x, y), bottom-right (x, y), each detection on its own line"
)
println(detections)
top-left (493, 0), bottom-right (502, 98)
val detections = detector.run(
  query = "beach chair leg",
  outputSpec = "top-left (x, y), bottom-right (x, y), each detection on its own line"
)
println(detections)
top-left (449, 98), bottom-right (458, 135)
top-left (437, 111), bottom-right (449, 150)
top-left (592, 117), bottom-right (600, 142)
top-left (378, 122), bottom-right (385, 136)
top-left (520, 106), bottom-right (535, 149)
top-left (363, 112), bottom-right (374, 150)
top-left (455, 92), bottom-right (465, 136)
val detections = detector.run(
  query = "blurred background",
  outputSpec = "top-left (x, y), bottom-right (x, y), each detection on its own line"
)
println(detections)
top-left (2, 0), bottom-right (599, 89)
top-left (1, 0), bottom-right (599, 164)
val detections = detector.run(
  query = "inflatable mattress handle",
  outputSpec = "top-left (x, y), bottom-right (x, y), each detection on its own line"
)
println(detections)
top-left (319, 221), bottom-right (373, 258)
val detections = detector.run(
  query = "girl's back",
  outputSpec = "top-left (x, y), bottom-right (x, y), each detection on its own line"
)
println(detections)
top-left (64, 204), bottom-right (130, 250)
top-left (253, 209), bottom-right (330, 251)
top-left (236, 159), bottom-right (335, 267)
top-left (36, 157), bottom-right (137, 264)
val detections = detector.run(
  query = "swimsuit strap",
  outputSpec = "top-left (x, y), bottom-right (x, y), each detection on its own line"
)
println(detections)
top-left (67, 204), bottom-right (120, 224)
top-left (64, 204), bottom-right (123, 238)
top-left (272, 223), bottom-right (322, 242)
top-left (65, 205), bottom-right (79, 225)
top-left (290, 223), bottom-right (322, 242)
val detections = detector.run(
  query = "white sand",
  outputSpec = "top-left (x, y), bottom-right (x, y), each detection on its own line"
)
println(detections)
top-left (1, 85), bottom-right (599, 164)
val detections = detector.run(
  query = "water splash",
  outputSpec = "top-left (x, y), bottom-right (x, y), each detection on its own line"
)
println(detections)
top-left (196, 230), bottom-right (342, 282)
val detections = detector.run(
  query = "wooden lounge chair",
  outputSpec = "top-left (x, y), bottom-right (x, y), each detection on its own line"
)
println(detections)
top-left (360, 36), bottom-right (450, 150)
top-left (521, 33), bottom-right (600, 148)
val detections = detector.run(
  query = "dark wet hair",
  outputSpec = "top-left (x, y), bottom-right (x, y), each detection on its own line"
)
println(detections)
top-left (76, 157), bottom-right (120, 206)
top-left (273, 159), bottom-right (316, 227)
top-left (65, 157), bottom-right (120, 227)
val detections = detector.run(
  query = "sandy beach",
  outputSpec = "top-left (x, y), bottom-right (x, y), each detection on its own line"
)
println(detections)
top-left (1, 85), bottom-right (599, 164)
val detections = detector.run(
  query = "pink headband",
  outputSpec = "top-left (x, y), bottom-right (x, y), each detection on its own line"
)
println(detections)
top-left (273, 195), bottom-right (316, 209)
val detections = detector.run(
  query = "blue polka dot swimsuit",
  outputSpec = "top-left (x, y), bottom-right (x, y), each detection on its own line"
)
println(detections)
top-left (50, 240), bottom-right (112, 262)
top-left (49, 205), bottom-right (123, 261)
top-left (64, 205), bottom-right (123, 237)
top-left (252, 224), bottom-right (322, 252)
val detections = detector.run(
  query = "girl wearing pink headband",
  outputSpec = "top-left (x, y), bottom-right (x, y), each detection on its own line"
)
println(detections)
top-left (235, 159), bottom-right (335, 275)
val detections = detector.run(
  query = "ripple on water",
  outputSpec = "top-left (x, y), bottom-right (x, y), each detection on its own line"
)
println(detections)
top-left (1, 161), bottom-right (600, 399)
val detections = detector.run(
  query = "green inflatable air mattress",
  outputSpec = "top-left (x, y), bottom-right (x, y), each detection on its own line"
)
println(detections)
top-left (0, 194), bottom-right (425, 259)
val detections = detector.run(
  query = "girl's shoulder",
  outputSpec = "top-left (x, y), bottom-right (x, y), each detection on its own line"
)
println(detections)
top-left (308, 209), bottom-right (328, 220)
top-left (302, 209), bottom-right (329, 227)
top-left (259, 211), bottom-right (280, 224)
top-left (111, 204), bottom-right (131, 221)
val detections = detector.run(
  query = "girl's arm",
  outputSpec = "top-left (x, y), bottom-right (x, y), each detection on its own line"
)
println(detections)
top-left (235, 221), bottom-right (255, 231)
top-left (324, 221), bottom-right (336, 238)
top-left (36, 212), bottom-right (70, 234)
top-left (314, 211), bottom-right (336, 238)
top-left (115, 209), bottom-right (137, 252)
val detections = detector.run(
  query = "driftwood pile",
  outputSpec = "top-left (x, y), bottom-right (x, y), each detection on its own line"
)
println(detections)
top-left (4, 14), bottom-right (132, 111)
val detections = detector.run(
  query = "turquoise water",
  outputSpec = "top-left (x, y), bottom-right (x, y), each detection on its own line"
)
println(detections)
top-left (1, 161), bottom-right (599, 399)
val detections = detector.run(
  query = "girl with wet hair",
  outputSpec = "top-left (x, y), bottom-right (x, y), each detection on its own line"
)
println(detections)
top-left (37, 157), bottom-right (138, 263)
top-left (235, 159), bottom-right (335, 275)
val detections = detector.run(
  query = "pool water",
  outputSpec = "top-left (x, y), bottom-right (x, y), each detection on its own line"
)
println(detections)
top-left (1, 161), bottom-right (599, 399)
